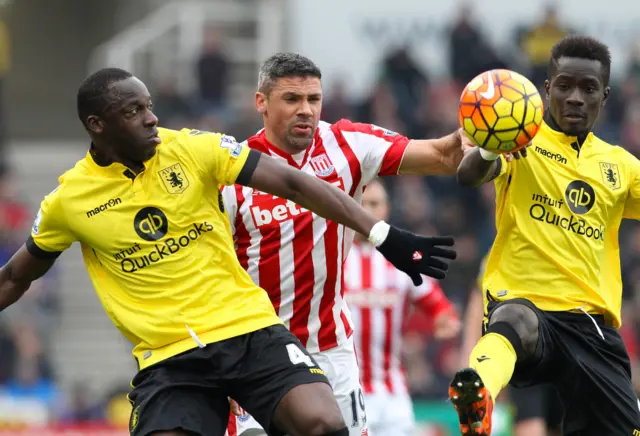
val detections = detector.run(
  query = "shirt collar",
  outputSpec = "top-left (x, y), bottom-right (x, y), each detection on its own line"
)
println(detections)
top-left (256, 130), bottom-right (317, 169)
top-left (543, 113), bottom-right (592, 147)
top-left (86, 143), bottom-right (145, 179)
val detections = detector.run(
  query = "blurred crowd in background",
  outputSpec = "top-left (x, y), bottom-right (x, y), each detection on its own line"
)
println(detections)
top-left (2, 2), bottom-right (640, 432)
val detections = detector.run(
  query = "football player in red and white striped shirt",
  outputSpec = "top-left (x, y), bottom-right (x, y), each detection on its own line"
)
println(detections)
top-left (345, 179), bottom-right (461, 436)
top-left (224, 53), bottom-right (471, 436)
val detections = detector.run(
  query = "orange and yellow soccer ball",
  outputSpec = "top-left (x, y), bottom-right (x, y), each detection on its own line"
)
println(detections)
top-left (459, 69), bottom-right (544, 153)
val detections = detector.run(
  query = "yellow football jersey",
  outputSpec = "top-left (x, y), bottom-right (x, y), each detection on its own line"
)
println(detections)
top-left (477, 254), bottom-right (488, 291)
top-left (28, 128), bottom-right (281, 369)
top-left (483, 121), bottom-right (640, 328)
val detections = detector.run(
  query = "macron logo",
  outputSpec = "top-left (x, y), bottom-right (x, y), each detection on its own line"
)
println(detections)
top-left (251, 200), bottom-right (310, 226)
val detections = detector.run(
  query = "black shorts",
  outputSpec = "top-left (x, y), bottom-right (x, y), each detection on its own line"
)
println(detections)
top-left (128, 324), bottom-right (329, 436)
top-left (486, 298), bottom-right (640, 436)
top-left (509, 384), bottom-right (563, 429)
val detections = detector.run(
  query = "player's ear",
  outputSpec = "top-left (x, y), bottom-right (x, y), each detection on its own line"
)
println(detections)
top-left (255, 92), bottom-right (267, 115)
top-left (544, 80), bottom-right (551, 100)
top-left (602, 86), bottom-right (610, 106)
top-left (86, 115), bottom-right (105, 135)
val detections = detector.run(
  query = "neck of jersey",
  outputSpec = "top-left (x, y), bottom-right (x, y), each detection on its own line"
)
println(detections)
top-left (544, 113), bottom-right (590, 146)
top-left (90, 143), bottom-right (144, 179)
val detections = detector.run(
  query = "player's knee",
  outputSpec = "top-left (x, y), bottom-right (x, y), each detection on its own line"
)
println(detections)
top-left (488, 303), bottom-right (540, 360)
top-left (273, 382), bottom-right (346, 436)
top-left (300, 411), bottom-right (346, 435)
top-left (515, 418), bottom-right (547, 436)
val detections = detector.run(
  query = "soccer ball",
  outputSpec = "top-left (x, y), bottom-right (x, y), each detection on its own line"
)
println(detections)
top-left (459, 69), bottom-right (544, 153)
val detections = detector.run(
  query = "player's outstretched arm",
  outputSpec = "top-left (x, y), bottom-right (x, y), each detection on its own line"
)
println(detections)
top-left (457, 142), bottom-right (530, 187)
top-left (399, 129), bottom-right (472, 176)
top-left (247, 152), bottom-right (378, 236)
top-left (456, 148), bottom-right (503, 188)
top-left (242, 151), bottom-right (457, 282)
top-left (0, 244), bottom-right (56, 311)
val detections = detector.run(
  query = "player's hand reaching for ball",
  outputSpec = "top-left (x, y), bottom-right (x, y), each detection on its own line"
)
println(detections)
top-left (458, 128), bottom-right (476, 156)
top-left (504, 143), bottom-right (531, 161)
top-left (369, 222), bottom-right (456, 284)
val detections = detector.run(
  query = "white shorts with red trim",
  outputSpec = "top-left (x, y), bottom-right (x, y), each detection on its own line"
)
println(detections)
top-left (363, 390), bottom-right (414, 436)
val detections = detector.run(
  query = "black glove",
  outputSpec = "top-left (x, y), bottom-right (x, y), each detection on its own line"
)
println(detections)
top-left (376, 226), bottom-right (456, 285)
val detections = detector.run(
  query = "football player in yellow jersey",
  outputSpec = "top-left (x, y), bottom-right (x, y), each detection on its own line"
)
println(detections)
top-left (0, 68), bottom-right (457, 436)
top-left (449, 35), bottom-right (640, 436)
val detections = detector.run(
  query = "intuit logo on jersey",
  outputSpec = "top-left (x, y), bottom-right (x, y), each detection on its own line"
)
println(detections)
top-left (113, 243), bottom-right (142, 261)
top-left (528, 181), bottom-right (604, 241)
top-left (120, 222), bottom-right (214, 273)
top-left (86, 197), bottom-right (122, 218)
top-left (534, 146), bottom-right (567, 164)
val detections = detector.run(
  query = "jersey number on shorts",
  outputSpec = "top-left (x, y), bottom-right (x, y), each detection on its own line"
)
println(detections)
top-left (349, 388), bottom-right (367, 427)
top-left (286, 343), bottom-right (314, 367)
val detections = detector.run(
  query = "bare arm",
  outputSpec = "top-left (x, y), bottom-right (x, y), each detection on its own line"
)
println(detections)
top-left (456, 148), bottom-right (502, 188)
top-left (398, 132), bottom-right (463, 176)
top-left (0, 245), bottom-right (56, 311)
top-left (241, 151), bottom-right (377, 236)
top-left (460, 288), bottom-right (484, 366)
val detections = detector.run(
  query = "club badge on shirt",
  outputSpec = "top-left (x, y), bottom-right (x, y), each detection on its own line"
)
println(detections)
top-left (599, 162), bottom-right (620, 190)
top-left (310, 154), bottom-right (335, 177)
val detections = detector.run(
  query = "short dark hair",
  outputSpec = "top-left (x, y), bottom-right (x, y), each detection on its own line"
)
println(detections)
top-left (549, 35), bottom-right (611, 85)
top-left (258, 53), bottom-right (321, 94)
top-left (77, 67), bottom-right (133, 126)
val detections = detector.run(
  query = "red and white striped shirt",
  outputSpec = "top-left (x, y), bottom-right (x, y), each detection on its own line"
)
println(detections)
top-left (221, 119), bottom-right (410, 353)
top-left (345, 241), bottom-right (452, 395)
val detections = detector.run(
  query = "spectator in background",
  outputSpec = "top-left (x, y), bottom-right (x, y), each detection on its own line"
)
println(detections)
top-left (518, 5), bottom-right (569, 87)
top-left (621, 100), bottom-right (640, 157)
top-left (355, 82), bottom-right (407, 134)
top-left (0, 354), bottom-right (62, 424)
top-left (0, 163), bottom-right (61, 425)
top-left (59, 382), bottom-right (105, 424)
top-left (225, 86), bottom-right (263, 140)
top-left (0, 13), bottom-right (9, 154)
top-left (379, 46), bottom-right (429, 131)
top-left (0, 326), bottom-right (14, 384)
top-left (625, 43), bottom-right (640, 93)
top-left (197, 26), bottom-right (229, 118)
top-left (448, 3), bottom-right (509, 87)
top-left (321, 78), bottom-right (353, 123)
top-left (152, 75), bottom-right (195, 130)
top-left (103, 386), bottom-right (134, 429)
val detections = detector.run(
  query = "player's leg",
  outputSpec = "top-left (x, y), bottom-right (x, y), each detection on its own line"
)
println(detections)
top-left (271, 382), bottom-right (347, 435)
top-left (367, 391), bottom-right (414, 436)
top-left (468, 301), bottom-right (541, 398)
top-left (128, 348), bottom-right (230, 436)
top-left (361, 392), bottom-right (383, 436)
top-left (228, 324), bottom-right (347, 436)
top-left (449, 299), bottom-right (546, 435)
top-left (509, 385), bottom-right (552, 436)
top-left (309, 337), bottom-right (368, 436)
top-left (227, 337), bottom-right (363, 436)
top-left (227, 336), bottom-right (355, 436)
